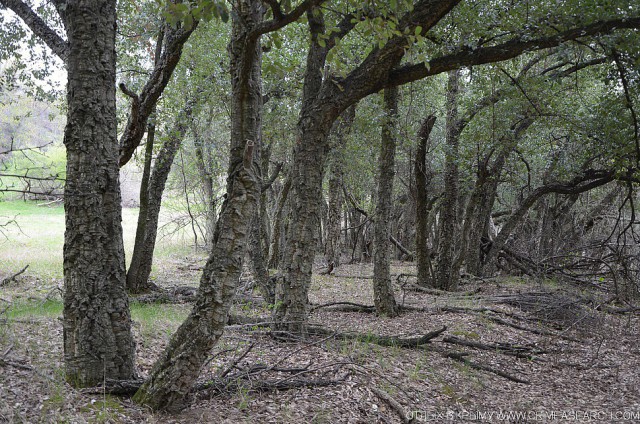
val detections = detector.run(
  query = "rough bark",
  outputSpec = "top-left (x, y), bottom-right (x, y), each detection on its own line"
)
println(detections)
top-left (435, 69), bottom-right (461, 291)
top-left (132, 0), bottom-right (263, 410)
top-left (62, 0), bottom-right (135, 386)
top-left (415, 115), bottom-right (437, 286)
top-left (373, 86), bottom-right (399, 317)
top-left (132, 155), bottom-right (258, 411)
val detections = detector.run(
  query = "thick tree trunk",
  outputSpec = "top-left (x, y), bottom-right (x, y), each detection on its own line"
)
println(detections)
top-left (435, 70), bottom-right (461, 291)
top-left (373, 87), bottom-right (399, 317)
top-left (415, 115), bottom-right (437, 286)
top-left (132, 0), bottom-right (263, 410)
top-left (274, 123), bottom-right (331, 334)
top-left (126, 102), bottom-right (192, 292)
top-left (62, 0), bottom-right (136, 386)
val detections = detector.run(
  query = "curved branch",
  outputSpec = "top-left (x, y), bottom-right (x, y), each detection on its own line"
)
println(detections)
top-left (118, 22), bottom-right (198, 167)
top-left (0, 0), bottom-right (69, 62)
top-left (389, 16), bottom-right (640, 87)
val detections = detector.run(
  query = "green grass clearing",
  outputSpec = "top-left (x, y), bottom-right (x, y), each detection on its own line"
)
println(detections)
top-left (0, 200), bottom-right (195, 280)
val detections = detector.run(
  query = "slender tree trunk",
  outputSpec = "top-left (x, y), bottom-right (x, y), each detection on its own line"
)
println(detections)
top-left (133, 0), bottom-right (262, 410)
top-left (268, 174), bottom-right (291, 269)
top-left (127, 114), bottom-right (156, 292)
top-left (126, 102), bottom-right (193, 292)
top-left (324, 105), bottom-right (356, 269)
top-left (62, 0), bottom-right (136, 386)
top-left (373, 87), bottom-right (399, 316)
top-left (435, 69), bottom-right (461, 291)
top-left (415, 115), bottom-right (437, 286)
top-left (192, 123), bottom-right (217, 248)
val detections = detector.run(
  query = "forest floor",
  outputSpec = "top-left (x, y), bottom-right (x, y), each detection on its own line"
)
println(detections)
top-left (1, 256), bottom-right (640, 423)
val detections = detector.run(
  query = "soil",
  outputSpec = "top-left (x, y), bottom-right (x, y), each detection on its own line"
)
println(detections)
top-left (1, 258), bottom-right (639, 423)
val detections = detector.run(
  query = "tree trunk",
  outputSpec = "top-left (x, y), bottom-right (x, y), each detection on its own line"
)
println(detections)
top-left (62, 0), bottom-right (136, 386)
top-left (373, 86), bottom-right (399, 317)
top-left (132, 0), bottom-right (263, 410)
top-left (126, 102), bottom-right (193, 292)
top-left (415, 115), bottom-right (437, 286)
top-left (267, 173), bottom-right (291, 270)
top-left (435, 69), bottom-right (461, 291)
top-left (192, 122), bottom-right (217, 248)
top-left (325, 105), bottom-right (356, 268)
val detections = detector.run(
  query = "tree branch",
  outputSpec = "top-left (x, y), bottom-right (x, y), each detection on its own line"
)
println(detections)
top-left (0, 0), bottom-right (69, 62)
top-left (389, 17), bottom-right (640, 87)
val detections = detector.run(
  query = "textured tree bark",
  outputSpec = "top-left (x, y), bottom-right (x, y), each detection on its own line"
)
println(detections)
top-left (126, 102), bottom-right (192, 292)
top-left (415, 115), bottom-right (437, 287)
top-left (131, 156), bottom-right (258, 411)
top-left (373, 87), bottom-right (399, 317)
top-left (62, 0), bottom-right (136, 386)
top-left (435, 69), bottom-right (461, 291)
top-left (132, 0), bottom-right (263, 410)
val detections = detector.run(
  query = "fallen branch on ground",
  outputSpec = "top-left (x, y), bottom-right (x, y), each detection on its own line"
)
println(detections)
top-left (442, 336), bottom-right (547, 358)
top-left (310, 325), bottom-right (447, 348)
top-left (445, 352), bottom-right (530, 384)
top-left (1, 265), bottom-right (29, 287)
top-left (371, 387), bottom-right (412, 423)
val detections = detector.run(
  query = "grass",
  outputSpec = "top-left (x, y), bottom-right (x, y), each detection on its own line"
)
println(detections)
top-left (0, 200), bottom-right (195, 280)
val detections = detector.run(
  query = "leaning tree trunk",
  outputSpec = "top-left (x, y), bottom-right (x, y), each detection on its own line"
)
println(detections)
top-left (415, 115), bottom-right (437, 286)
top-left (435, 69), bottom-right (461, 291)
top-left (132, 0), bottom-right (263, 410)
top-left (126, 102), bottom-right (193, 292)
top-left (62, 0), bottom-right (136, 386)
top-left (373, 87), bottom-right (399, 317)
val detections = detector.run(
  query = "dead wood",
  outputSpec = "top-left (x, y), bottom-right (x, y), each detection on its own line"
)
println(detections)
top-left (196, 377), bottom-right (345, 398)
top-left (1, 265), bottom-right (28, 287)
top-left (371, 387), bottom-right (412, 423)
top-left (310, 325), bottom-right (447, 348)
top-left (310, 301), bottom-right (376, 313)
top-left (441, 336), bottom-right (547, 358)
top-left (445, 352), bottom-right (530, 384)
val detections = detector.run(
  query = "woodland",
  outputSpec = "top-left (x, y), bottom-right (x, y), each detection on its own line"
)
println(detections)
top-left (1, 0), bottom-right (640, 422)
